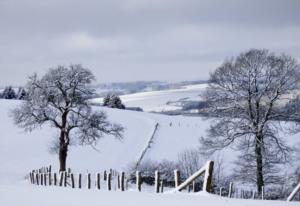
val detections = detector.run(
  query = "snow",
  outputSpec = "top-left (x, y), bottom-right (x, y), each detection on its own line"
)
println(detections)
top-left (1, 184), bottom-right (298, 206)
top-left (91, 83), bottom-right (207, 112)
top-left (0, 88), bottom-right (299, 206)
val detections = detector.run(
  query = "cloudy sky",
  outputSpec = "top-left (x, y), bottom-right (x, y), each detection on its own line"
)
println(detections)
top-left (0, 0), bottom-right (300, 86)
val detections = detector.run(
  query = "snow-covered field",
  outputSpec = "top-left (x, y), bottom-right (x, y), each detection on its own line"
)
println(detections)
top-left (0, 90), bottom-right (299, 205)
top-left (92, 84), bottom-right (207, 112)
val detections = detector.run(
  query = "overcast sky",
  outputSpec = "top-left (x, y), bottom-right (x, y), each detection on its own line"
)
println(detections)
top-left (0, 0), bottom-right (300, 86)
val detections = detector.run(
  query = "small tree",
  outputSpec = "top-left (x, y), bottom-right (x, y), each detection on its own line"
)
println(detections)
top-left (12, 65), bottom-right (124, 171)
top-left (16, 87), bottom-right (27, 100)
top-left (2, 86), bottom-right (16, 99)
top-left (103, 94), bottom-right (125, 109)
top-left (200, 49), bottom-right (300, 192)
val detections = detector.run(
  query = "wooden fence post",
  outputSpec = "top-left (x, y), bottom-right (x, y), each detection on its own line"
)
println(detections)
top-left (261, 186), bottom-right (265, 200)
top-left (228, 182), bottom-right (233, 198)
top-left (192, 181), bottom-right (196, 192)
top-left (44, 173), bottom-right (47, 186)
top-left (121, 172), bottom-right (125, 191)
top-left (54, 173), bottom-right (57, 186)
top-left (78, 173), bottom-right (82, 189)
top-left (29, 172), bottom-right (33, 184)
top-left (203, 161), bottom-right (214, 193)
top-left (107, 172), bottom-right (112, 191)
top-left (174, 170), bottom-right (180, 188)
top-left (64, 172), bottom-right (67, 187)
top-left (104, 170), bottom-right (107, 181)
top-left (59, 172), bottom-right (63, 186)
top-left (48, 173), bottom-right (52, 186)
top-left (219, 187), bottom-right (223, 196)
top-left (87, 173), bottom-right (91, 189)
top-left (117, 174), bottom-right (120, 190)
top-left (160, 180), bottom-right (164, 193)
top-left (155, 170), bottom-right (160, 193)
top-left (36, 173), bottom-right (39, 185)
top-left (136, 171), bottom-right (141, 192)
top-left (252, 190), bottom-right (255, 199)
top-left (41, 173), bottom-right (44, 186)
top-left (71, 173), bottom-right (75, 188)
top-left (96, 173), bottom-right (101, 190)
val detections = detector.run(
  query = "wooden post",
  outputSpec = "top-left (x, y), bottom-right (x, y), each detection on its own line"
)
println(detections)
top-left (252, 190), bottom-right (255, 199)
top-left (228, 182), bottom-right (233, 198)
top-left (160, 180), bottom-right (164, 193)
top-left (219, 187), bottom-right (223, 196)
top-left (104, 170), bottom-right (107, 181)
top-left (36, 173), bottom-right (39, 185)
top-left (41, 173), bottom-right (44, 186)
top-left (121, 172), bottom-right (125, 191)
top-left (96, 173), bottom-right (101, 190)
top-left (287, 182), bottom-right (300, 201)
top-left (192, 181), bottom-right (196, 192)
top-left (44, 173), bottom-right (47, 186)
top-left (30, 172), bottom-right (35, 184)
top-left (64, 172), bottom-right (67, 187)
top-left (261, 186), bottom-right (264, 200)
top-left (87, 173), bottom-right (91, 189)
top-left (117, 174), bottom-right (120, 190)
top-left (174, 170), bottom-right (180, 188)
top-left (48, 173), bottom-right (52, 186)
top-left (78, 173), bottom-right (82, 189)
top-left (155, 170), bottom-right (160, 193)
top-left (59, 172), bottom-right (63, 186)
top-left (107, 173), bottom-right (112, 191)
top-left (203, 161), bottom-right (214, 193)
top-left (136, 171), bottom-right (141, 192)
top-left (71, 173), bottom-right (75, 188)
top-left (54, 173), bottom-right (57, 186)
top-left (29, 172), bottom-right (33, 184)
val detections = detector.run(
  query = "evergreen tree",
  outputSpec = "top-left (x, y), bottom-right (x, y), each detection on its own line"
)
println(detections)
top-left (2, 86), bottom-right (16, 99)
top-left (103, 94), bottom-right (125, 109)
top-left (17, 87), bottom-right (27, 100)
top-left (103, 94), bottom-right (111, 106)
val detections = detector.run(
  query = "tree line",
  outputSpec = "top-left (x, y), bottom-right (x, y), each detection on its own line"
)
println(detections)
top-left (0, 86), bottom-right (27, 99)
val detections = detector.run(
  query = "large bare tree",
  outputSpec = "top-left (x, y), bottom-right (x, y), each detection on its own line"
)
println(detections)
top-left (13, 65), bottom-right (124, 171)
top-left (200, 49), bottom-right (300, 192)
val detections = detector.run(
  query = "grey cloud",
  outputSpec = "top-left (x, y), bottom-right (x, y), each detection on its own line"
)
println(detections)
top-left (0, 0), bottom-right (299, 86)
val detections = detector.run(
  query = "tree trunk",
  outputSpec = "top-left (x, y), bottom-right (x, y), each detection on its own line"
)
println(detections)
top-left (59, 111), bottom-right (69, 172)
top-left (255, 136), bottom-right (264, 193)
top-left (59, 146), bottom-right (67, 172)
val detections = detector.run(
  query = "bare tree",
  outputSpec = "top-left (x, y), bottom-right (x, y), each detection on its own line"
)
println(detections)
top-left (177, 149), bottom-right (203, 179)
top-left (200, 49), bottom-right (300, 192)
top-left (12, 65), bottom-right (124, 171)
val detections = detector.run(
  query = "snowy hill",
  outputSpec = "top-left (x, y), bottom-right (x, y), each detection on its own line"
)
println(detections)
top-left (92, 84), bottom-right (207, 112)
top-left (0, 98), bottom-right (299, 205)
